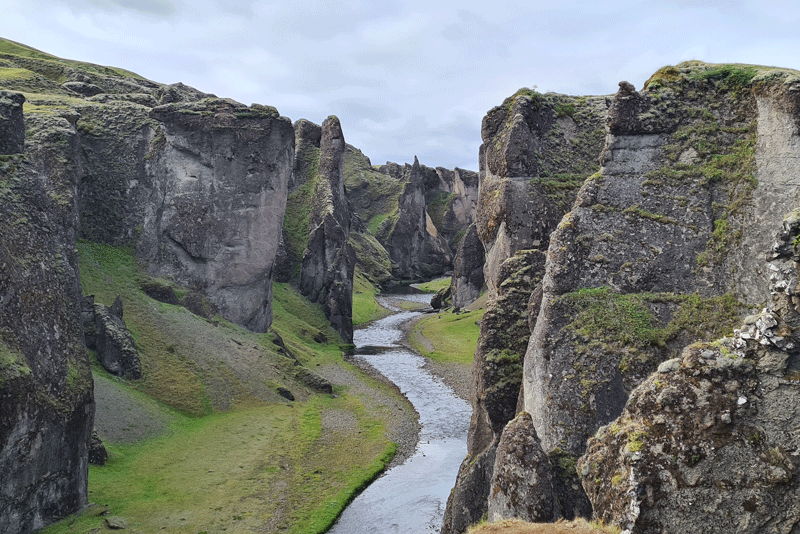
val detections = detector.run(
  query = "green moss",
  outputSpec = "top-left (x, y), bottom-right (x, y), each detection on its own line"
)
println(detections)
top-left (558, 288), bottom-right (743, 374)
top-left (548, 447), bottom-right (578, 477)
top-left (351, 271), bottom-right (390, 326)
top-left (0, 338), bottom-right (30, 387)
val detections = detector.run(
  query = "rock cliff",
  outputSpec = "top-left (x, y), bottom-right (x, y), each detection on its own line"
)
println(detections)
top-left (0, 91), bottom-right (94, 534)
top-left (138, 99), bottom-right (294, 333)
top-left (376, 157), bottom-right (454, 280)
top-left (579, 210), bottom-right (800, 533)
top-left (298, 116), bottom-right (355, 342)
top-left (443, 92), bottom-right (608, 533)
top-left (447, 63), bottom-right (800, 533)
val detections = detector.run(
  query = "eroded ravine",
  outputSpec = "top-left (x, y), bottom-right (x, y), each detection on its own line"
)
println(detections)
top-left (328, 294), bottom-right (471, 534)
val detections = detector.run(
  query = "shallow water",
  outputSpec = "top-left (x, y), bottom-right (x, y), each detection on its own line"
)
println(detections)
top-left (327, 295), bottom-right (471, 534)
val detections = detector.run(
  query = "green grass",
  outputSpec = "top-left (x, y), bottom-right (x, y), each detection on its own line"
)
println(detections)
top-left (41, 395), bottom-right (394, 534)
top-left (40, 241), bottom-right (405, 534)
top-left (416, 276), bottom-right (451, 293)
top-left (352, 271), bottom-right (390, 325)
top-left (410, 308), bottom-right (483, 364)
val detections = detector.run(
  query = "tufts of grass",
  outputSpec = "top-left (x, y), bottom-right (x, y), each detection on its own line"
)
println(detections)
top-left (40, 397), bottom-right (394, 534)
top-left (411, 308), bottom-right (483, 365)
top-left (43, 241), bottom-right (403, 534)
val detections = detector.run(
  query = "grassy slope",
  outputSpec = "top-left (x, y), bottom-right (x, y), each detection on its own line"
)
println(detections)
top-left (411, 308), bottom-right (483, 365)
top-left (40, 243), bottom-right (403, 534)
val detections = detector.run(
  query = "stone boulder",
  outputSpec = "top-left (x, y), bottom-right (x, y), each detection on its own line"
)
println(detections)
top-left (88, 430), bottom-right (108, 466)
top-left (82, 296), bottom-right (141, 379)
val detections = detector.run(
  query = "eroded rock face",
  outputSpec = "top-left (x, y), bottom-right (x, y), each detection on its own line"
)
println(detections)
top-left (488, 412), bottom-right (556, 523)
top-left (525, 67), bottom-right (800, 463)
top-left (138, 99), bottom-right (294, 332)
top-left (299, 116), bottom-right (355, 342)
top-left (82, 296), bottom-right (141, 379)
top-left (443, 91), bottom-right (607, 534)
top-left (378, 157), bottom-right (453, 280)
top-left (0, 90), bottom-right (25, 154)
top-left (579, 211), bottom-right (800, 533)
top-left (450, 224), bottom-right (485, 309)
top-left (0, 103), bottom-right (94, 534)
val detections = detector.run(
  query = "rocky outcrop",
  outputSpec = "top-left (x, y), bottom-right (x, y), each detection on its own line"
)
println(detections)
top-left (524, 65), bottom-right (797, 463)
top-left (0, 90), bottom-right (25, 154)
top-left (449, 223), bottom-right (485, 309)
top-left (477, 91), bottom-right (608, 299)
top-left (443, 92), bottom-right (607, 533)
top-left (579, 210), bottom-right (800, 533)
top-left (424, 166), bottom-right (480, 251)
top-left (298, 116), bottom-right (355, 342)
top-left (0, 98), bottom-right (94, 534)
top-left (81, 296), bottom-right (141, 379)
top-left (377, 157), bottom-right (453, 280)
top-left (138, 99), bottom-right (294, 333)
top-left (473, 64), bottom-right (800, 530)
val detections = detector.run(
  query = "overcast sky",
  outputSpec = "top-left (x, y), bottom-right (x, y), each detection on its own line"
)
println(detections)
top-left (2, 0), bottom-right (799, 170)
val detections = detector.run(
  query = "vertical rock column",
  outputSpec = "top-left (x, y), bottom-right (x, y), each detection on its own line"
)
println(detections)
top-left (299, 116), bottom-right (355, 342)
top-left (0, 93), bottom-right (94, 534)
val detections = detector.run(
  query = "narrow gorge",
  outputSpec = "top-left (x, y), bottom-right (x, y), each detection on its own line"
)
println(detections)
top-left (3, 35), bottom-right (800, 534)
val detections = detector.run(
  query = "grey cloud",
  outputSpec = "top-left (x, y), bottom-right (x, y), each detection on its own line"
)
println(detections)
top-left (86, 0), bottom-right (176, 16)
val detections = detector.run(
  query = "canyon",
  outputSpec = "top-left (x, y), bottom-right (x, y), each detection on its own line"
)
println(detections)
top-left (2, 36), bottom-right (800, 534)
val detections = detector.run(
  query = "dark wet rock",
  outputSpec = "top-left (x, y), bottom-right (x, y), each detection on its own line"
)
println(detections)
top-left (441, 445), bottom-right (496, 534)
top-left (449, 224), bottom-right (485, 309)
top-left (294, 367), bottom-right (333, 395)
top-left (180, 291), bottom-right (218, 319)
top-left (431, 286), bottom-right (452, 310)
top-left (89, 299), bottom-right (141, 380)
top-left (140, 281), bottom-right (179, 305)
top-left (298, 116), bottom-right (355, 342)
top-left (0, 107), bottom-right (93, 534)
top-left (88, 430), bottom-right (108, 466)
top-left (62, 81), bottom-right (103, 97)
top-left (0, 90), bottom-right (25, 154)
top-left (277, 387), bottom-right (295, 401)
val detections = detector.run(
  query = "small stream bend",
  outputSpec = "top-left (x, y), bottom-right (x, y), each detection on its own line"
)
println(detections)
top-left (328, 295), bottom-right (471, 534)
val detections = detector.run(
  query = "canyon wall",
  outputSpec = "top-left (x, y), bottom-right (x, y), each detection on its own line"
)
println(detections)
top-left (0, 91), bottom-right (94, 534)
top-left (443, 91), bottom-right (608, 533)
top-left (447, 63), bottom-right (800, 533)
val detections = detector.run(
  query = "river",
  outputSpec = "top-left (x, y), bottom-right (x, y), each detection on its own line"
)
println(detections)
top-left (327, 294), bottom-right (472, 534)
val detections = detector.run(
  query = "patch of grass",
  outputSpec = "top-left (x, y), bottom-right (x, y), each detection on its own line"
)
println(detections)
top-left (558, 287), bottom-right (742, 374)
top-left (50, 241), bottom-right (405, 534)
top-left (40, 397), bottom-right (394, 534)
top-left (411, 308), bottom-right (483, 364)
top-left (352, 271), bottom-right (390, 325)
top-left (416, 276), bottom-right (451, 293)
top-left (367, 213), bottom-right (388, 235)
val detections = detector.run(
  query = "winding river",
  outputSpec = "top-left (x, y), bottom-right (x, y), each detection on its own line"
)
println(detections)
top-left (328, 294), bottom-right (472, 534)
